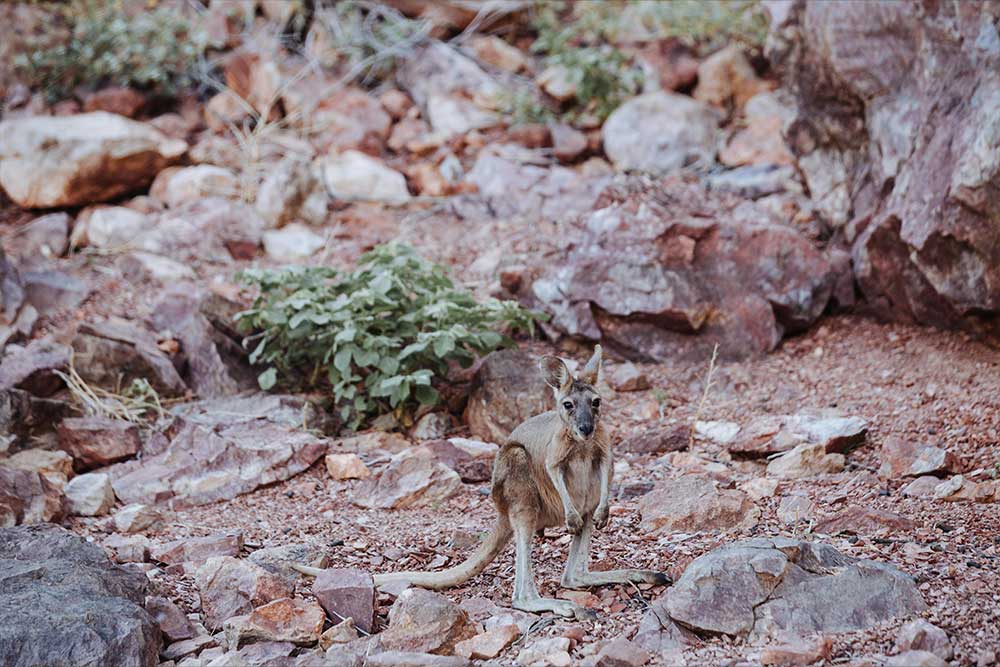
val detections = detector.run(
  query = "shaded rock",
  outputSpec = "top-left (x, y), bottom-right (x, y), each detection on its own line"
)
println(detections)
top-left (82, 86), bottom-right (147, 118)
top-left (410, 411), bottom-right (454, 440)
top-left (353, 446), bottom-right (462, 509)
top-left (0, 111), bottom-right (186, 208)
top-left (454, 624), bottom-right (520, 660)
top-left (531, 178), bottom-right (837, 361)
top-left (112, 503), bottom-right (165, 533)
top-left (879, 437), bottom-right (958, 478)
top-left (0, 467), bottom-right (64, 525)
top-left (146, 595), bottom-right (194, 642)
top-left (136, 197), bottom-right (263, 263)
top-left (161, 632), bottom-right (216, 661)
top-left (108, 394), bottom-right (329, 507)
top-left (150, 533), bottom-right (243, 566)
top-left (465, 349), bottom-right (549, 443)
top-left (665, 537), bottom-right (925, 639)
top-left (319, 618), bottom-right (358, 650)
top-left (608, 363), bottom-right (648, 392)
top-left (246, 543), bottom-right (329, 586)
top-left (639, 475), bottom-right (759, 534)
top-left (776, 494), bottom-right (815, 525)
top-left (720, 91), bottom-right (796, 167)
top-left (901, 475), bottom-right (942, 498)
top-left (431, 437), bottom-right (498, 483)
top-left (326, 453), bottom-right (371, 481)
top-left (195, 556), bottom-right (293, 631)
top-left (766, 443), bottom-right (844, 479)
top-left (887, 651), bottom-right (948, 667)
top-left (813, 505), bottom-right (915, 535)
top-left (311, 568), bottom-right (376, 634)
top-left (729, 413), bottom-right (867, 458)
top-left (18, 212), bottom-right (70, 259)
top-left (0, 524), bottom-right (160, 667)
top-left (895, 619), bottom-right (952, 661)
top-left (224, 597), bottom-right (325, 647)
top-left (320, 150), bottom-right (411, 205)
top-left (72, 205), bottom-right (151, 249)
top-left (21, 269), bottom-right (89, 318)
top-left (262, 223), bottom-right (326, 261)
top-left (620, 424), bottom-right (689, 455)
top-left (693, 44), bottom-right (770, 110)
top-left (633, 597), bottom-right (699, 655)
top-left (255, 158), bottom-right (327, 227)
top-left (636, 38), bottom-right (700, 92)
top-left (381, 587), bottom-right (475, 655)
top-left (58, 417), bottom-right (141, 471)
top-left (603, 92), bottom-right (720, 173)
top-left (72, 317), bottom-right (187, 397)
top-left (0, 338), bottom-right (69, 396)
top-left (550, 122), bottom-right (588, 163)
top-left (64, 472), bottom-right (115, 517)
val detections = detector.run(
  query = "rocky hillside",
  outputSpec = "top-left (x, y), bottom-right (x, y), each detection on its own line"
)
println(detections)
top-left (1, 1), bottom-right (998, 666)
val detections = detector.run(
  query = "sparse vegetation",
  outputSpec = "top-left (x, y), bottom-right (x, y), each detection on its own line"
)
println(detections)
top-left (236, 243), bottom-right (544, 429)
top-left (15, 0), bottom-right (207, 101)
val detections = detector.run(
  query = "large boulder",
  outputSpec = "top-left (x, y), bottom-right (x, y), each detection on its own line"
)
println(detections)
top-left (531, 178), bottom-right (838, 360)
top-left (108, 394), bottom-right (329, 507)
top-left (464, 349), bottom-right (550, 443)
top-left (0, 112), bottom-right (186, 208)
top-left (772, 1), bottom-right (1000, 332)
top-left (0, 524), bottom-right (160, 666)
top-left (664, 537), bottom-right (925, 641)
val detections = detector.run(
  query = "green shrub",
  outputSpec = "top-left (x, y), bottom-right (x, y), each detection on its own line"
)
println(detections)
top-left (15, 0), bottom-right (207, 101)
top-left (236, 243), bottom-right (544, 429)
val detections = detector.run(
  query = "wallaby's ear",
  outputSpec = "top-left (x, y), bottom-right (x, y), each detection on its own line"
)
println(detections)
top-left (540, 355), bottom-right (571, 391)
top-left (578, 344), bottom-right (602, 386)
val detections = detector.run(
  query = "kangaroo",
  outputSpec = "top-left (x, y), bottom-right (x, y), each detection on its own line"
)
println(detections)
top-left (372, 345), bottom-right (670, 617)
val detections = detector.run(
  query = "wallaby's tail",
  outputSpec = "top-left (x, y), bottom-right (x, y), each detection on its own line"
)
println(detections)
top-left (372, 517), bottom-right (512, 590)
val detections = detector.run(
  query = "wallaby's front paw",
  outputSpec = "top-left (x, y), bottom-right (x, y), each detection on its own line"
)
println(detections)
top-left (565, 509), bottom-right (584, 534)
top-left (593, 505), bottom-right (609, 529)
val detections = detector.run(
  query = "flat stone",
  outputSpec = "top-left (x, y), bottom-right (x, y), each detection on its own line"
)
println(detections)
top-left (353, 446), bottom-right (462, 510)
top-left (454, 624), bottom-right (520, 660)
top-left (150, 533), bottom-right (243, 565)
top-left (326, 453), bottom-right (371, 481)
top-left (766, 443), bottom-right (845, 479)
top-left (194, 556), bottom-right (293, 631)
top-left (311, 568), bottom-right (376, 634)
top-left (776, 494), bottom-right (815, 525)
top-left (65, 472), bottom-right (115, 516)
top-left (595, 636), bottom-right (650, 667)
top-left (730, 414), bottom-right (867, 458)
top-left (813, 506), bottom-right (916, 535)
top-left (639, 474), bottom-right (759, 534)
top-left (895, 619), bottom-right (952, 661)
top-left (879, 437), bottom-right (958, 479)
top-left (58, 417), bottom-right (141, 471)
top-left (112, 503), bottom-right (165, 533)
top-left (380, 587), bottom-right (475, 655)
top-left (0, 338), bottom-right (70, 397)
top-left (223, 597), bottom-right (325, 647)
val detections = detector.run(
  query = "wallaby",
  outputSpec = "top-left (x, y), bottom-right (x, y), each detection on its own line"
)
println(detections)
top-left (372, 345), bottom-right (670, 617)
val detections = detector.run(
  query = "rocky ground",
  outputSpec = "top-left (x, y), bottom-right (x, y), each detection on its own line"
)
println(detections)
top-left (1, 1), bottom-right (1000, 667)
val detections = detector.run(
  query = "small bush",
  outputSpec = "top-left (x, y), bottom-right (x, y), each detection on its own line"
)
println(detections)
top-left (15, 0), bottom-right (207, 101)
top-left (236, 243), bottom-right (544, 429)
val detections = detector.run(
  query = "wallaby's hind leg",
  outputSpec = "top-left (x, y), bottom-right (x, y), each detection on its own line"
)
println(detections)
top-left (510, 513), bottom-right (579, 617)
top-left (561, 516), bottom-right (671, 588)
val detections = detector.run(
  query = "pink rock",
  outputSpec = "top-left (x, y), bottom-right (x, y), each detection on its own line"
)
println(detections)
top-left (194, 556), bottom-right (293, 631)
top-left (352, 447), bottom-right (462, 510)
top-left (58, 417), bottom-right (140, 471)
top-left (596, 636), bottom-right (651, 667)
top-left (454, 624), bottom-right (519, 660)
top-left (311, 568), bottom-right (376, 634)
top-left (150, 532), bottom-right (243, 565)
top-left (146, 595), bottom-right (194, 642)
top-left (381, 588), bottom-right (475, 655)
top-left (223, 597), bottom-right (325, 647)
top-left (639, 475), bottom-right (759, 534)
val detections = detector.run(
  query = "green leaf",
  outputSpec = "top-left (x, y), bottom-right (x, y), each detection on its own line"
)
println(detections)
top-left (258, 368), bottom-right (277, 391)
top-left (414, 384), bottom-right (439, 405)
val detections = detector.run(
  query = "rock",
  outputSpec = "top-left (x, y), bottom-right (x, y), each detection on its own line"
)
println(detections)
top-left (813, 505), bottom-right (915, 535)
top-left (537, 65), bottom-right (577, 102)
top-left (0, 467), bottom-right (64, 525)
top-left (150, 165), bottom-right (238, 208)
top-left (633, 597), bottom-right (698, 655)
top-left (694, 421), bottom-right (741, 445)
top-left (467, 35), bottom-right (529, 73)
top-left (146, 595), bottom-right (194, 642)
top-left (729, 414), bottom-right (868, 458)
top-left (639, 475), bottom-right (759, 534)
top-left (161, 633), bottom-right (216, 661)
top-left (109, 395), bottom-right (329, 508)
top-left (901, 476), bottom-right (942, 498)
top-left (255, 158), bottom-right (327, 227)
top-left (608, 363), bottom-right (648, 392)
top-left (224, 597), bottom-right (325, 647)
top-left (410, 412), bottom-right (454, 440)
top-left (620, 425), bottom-right (690, 455)
top-left (665, 537), bottom-right (926, 639)
top-left (320, 150), bottom-right (411, 205)
top-left (103, 533), bottom-right (150, 563)
top-left (311, 568), bottom-right (376, 634)
top-left (319, 618), bottom-right (358, 650)
top-left (0, 524), bottom-right (160, 667)
top-left (517, 637), bottom-right (572, 667)
top-left (426, 93), bottom-right (499, 137)
top-left (465, 349), bottom-right (550, 443)
top-left (58, 417), bottom-right (141, 471)
top-left (64, 472), bottom-right (115, 517)
top-left (262, 223), bottom-right (326, 261)
top-left (531, 178), bottom-right (837, 361)
top-left (595, 636), bottom-right (650, 667)
top-left (364, 652), bottom-right (472, 667)
top-left (693, 44), bottom-right (770, 110)
top-left (301, 87), bottom-right (392, 155)
top-left (766, 443), bottom-right (845, 479)
top-left (887, 651), bottom-right (948, 667)
top-left (119, 252), bottom-right (197, 284)
top-left (776, 494), bottom-right (815, 525)
top-left (246, 543), bottom-right (329, 586)
top-left (2, 447), bottom-right (73, 481)
top-left (195, 556), bottom-right (293, 631)
top-left (706, 164), bottom-right (800, 199)
top-left (741, 477), bottom-right (780, 501)
top-left (20, 270), bottom-right (89, 321)
top-left (933, 475), bottom-right (980, 502)
top-left (0, 338), bottom-right (69, 396)
top-left (879, 438), bottom-right (958, 478)
top-left (602, 92), bottom-right (720, 173)
top-left (895, 619), bottom-right (952, 661)
top-left (353, 446), bottom-right (462, 509)
top-left (454, 624), bottom-right (520, 660)
top-left (381, 587), bottom-right (475, 655)
top-left (72, 205), bottom-right (150, 249)
top-left (18, 212), bottom-right (70, 259)
top-left (72, 318), bottom-right (187, 397)
top-left (549, 122), bottom-right (588, 162)
top-left (636, 38), bottom-right (700, 92)
top-left (136, 197), bottom-right (264, 264)
top-left (82, 86), bottom-right (147, 117)
top-left (774, 1), bottom-right (1000, 329)
top-left (759, 636), bottom-right (833, 666)
top-left (425, 437), bottom-right (498, 483)
top-left (112, 503), bottom-right (164, 533)
top-left (150, 533), bottom-right (243, 566)
top-left (334, 430), bottom-right (411, 454)
top-left (719, 91), bottom-right (796, 167)
top-left (326, 453), bottom-right (371, 481)
top-left (397, 41), bottom-right (500, 112)
top-left (0, 111), bottom-right (186, 208)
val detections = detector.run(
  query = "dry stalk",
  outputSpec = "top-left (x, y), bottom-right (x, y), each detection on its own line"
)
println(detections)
top-left (688, 343), bottom-right (719, 448)
top-left (54, 357), bottom-right (167, 424)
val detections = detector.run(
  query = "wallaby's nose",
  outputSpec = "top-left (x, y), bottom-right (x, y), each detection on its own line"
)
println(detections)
top-left (579, 422), bottom-right (594, 436)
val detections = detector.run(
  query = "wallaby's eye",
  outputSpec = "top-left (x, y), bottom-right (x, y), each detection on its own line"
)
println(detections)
top-left (562, 401), bottom-right (574, 411)
top-left (592, 398), bottom-right (601, 409)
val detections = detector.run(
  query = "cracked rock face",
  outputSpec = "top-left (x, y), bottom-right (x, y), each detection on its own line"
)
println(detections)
top-left (665, 538), bottom-right (926, 641)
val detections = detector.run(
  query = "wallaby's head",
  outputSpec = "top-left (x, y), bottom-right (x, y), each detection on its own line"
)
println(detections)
top-left (540, 345), bottom-right (603, 441)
